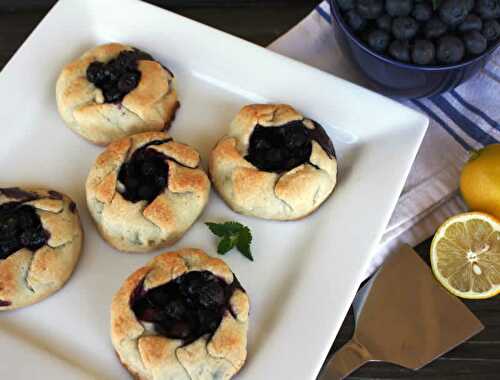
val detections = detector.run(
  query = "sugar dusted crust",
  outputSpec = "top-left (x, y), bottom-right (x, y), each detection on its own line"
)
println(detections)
top-left (209, 104), bottom-right (338, 220)
top-left (86, 132), bottom-right (210, 253)
top-left (56, 43), bottom-right (179, 145)
top-left (0, 188), bottom-right (83, 310)
top-left (110, 248), bottom-right (249, 380)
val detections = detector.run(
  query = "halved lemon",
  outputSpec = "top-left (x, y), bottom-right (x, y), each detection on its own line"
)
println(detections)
top-left (431, 212), bottom-right (500, 299)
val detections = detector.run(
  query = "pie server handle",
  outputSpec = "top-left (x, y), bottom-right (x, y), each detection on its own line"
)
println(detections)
top-left (317, 340), bottom-right (372, 380)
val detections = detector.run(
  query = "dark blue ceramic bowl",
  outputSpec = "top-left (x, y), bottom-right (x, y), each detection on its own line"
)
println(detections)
top-left (328, 0), bottom-right (500, 99)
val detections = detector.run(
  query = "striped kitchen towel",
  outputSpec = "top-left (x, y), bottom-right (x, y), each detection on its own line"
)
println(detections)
top-left (269, 1), bottom-right (500, 276)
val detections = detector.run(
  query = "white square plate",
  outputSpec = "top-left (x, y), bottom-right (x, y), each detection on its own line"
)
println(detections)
top-left (0, 0), bottom-right (428, 379)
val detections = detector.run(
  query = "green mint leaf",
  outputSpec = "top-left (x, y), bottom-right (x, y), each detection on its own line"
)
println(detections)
top-left (221, 221), bottom-right (245, 234)
top-left (205, 222), bottom-right (228, 237)
top-left (236, 226), bottom-right (253, 261)
top-left (217, 235), bottom-right (235, 255)
top-left (206, 221), bottom-right (254, 261)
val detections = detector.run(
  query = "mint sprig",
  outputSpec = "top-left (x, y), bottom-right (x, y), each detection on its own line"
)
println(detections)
top-left (206, 221), bottom-right (254, 261)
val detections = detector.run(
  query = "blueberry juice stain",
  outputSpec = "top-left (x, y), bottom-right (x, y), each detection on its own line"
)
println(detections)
top-left (131, 271), bottom-right (242, 343)
top-left (0, 202), bottom-right (49, 260)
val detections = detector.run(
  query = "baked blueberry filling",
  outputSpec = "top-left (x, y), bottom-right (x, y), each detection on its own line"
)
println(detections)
top-left (118, 140), bottom-right (171, 203)
top-left (0, 202), bottom-right (49, 260)
top-left (48, 190), bottom-right (63, 200)
top-left (86, 49), bottom-right (155, 103)
top-left (131, 271), bottom-right (241, 343)
top-left (245, 120), bottom-right (335, 173)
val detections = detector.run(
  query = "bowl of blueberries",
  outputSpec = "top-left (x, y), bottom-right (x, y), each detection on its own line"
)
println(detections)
top-left (329, 0), bottom-right (500, 98)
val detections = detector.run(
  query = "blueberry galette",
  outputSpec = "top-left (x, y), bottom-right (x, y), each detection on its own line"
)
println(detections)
top-left (86, 132), bottom-right (210, 252)
top-left (209, 104), bottom-right (338, 220)
top-left (56, 43), bottom-right (179, 145)
top-left (0, 187), bottom-right (83, 310)
top-left (111, 248), bottom-right (249, 380)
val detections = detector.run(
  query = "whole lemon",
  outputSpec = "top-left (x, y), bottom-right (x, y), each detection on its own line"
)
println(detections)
top-left (460, 144), bottom-right (500, 219)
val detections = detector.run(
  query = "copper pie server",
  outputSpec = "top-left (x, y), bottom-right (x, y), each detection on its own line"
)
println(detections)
top-left (318, 245), bottom-right (484, 380)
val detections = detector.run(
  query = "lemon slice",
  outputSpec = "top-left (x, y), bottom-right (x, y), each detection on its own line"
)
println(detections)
top-left (431, 212), bottom-right (500, 299)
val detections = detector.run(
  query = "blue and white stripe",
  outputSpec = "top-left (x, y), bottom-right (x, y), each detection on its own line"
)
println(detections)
top-left (316, 2), bottom-right (500, 152)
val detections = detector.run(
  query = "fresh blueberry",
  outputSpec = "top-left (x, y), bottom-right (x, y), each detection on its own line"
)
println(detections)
top-left (386, 0), bottom-right (414, 17)
top-left (436, 35), bottom-right (466, 64)
top-left (412, 39), bottom-right (436, 65)
top-left (482, 19), bottom-right (500, 40)
top-left (464, 30), bottom-right (488, 54)
top-left (376, 14), bottom-right (393, 32)
top-left (358, 29), bottom-right (373, 44)
top-left (439, 0), bottom-right (470, 26)
top-left (392, 17), bottom-right (419, 40)
top-left (475, 0), bottom-right (500, 19)
top-left (356, 0), bottom-right (384, 19)
top-left (367, 29), bottom-right (391, 52)
top-left (424, 17), bottom-right (448, 39)
top-left (345, 9), bottom-right (368, 32)
top-left (458, 14), bottom-right (483, 32)
top-left (465, 0), bottom-right (475, 12)
top-left (412, 2), bottom-right (433, 22)
top-left (337, 0), bottom-right (355, 11)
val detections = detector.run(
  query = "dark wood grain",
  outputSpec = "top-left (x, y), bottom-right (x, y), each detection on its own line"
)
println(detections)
top-left (0, 0), bottom-right (318, 12)
top-left (0, 3), bottom-right (313, 66)
top-left (0, 1), bottom-right (499, 379)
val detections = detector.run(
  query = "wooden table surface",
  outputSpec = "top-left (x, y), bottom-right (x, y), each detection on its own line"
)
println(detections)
top-left (1, 1), bottom-right (499, 379)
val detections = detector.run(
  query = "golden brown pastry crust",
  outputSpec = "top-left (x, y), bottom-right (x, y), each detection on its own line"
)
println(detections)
top-left (110, 248), bottom-right (249, 380)
top-left (86, 132), bottom-right (210, 253)
top-left (209, 104), bottom-right (338, 220)
top-left (0, 188), bottom-right (83, 311)
top-left (56, 43), bottom-right (179, 145)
